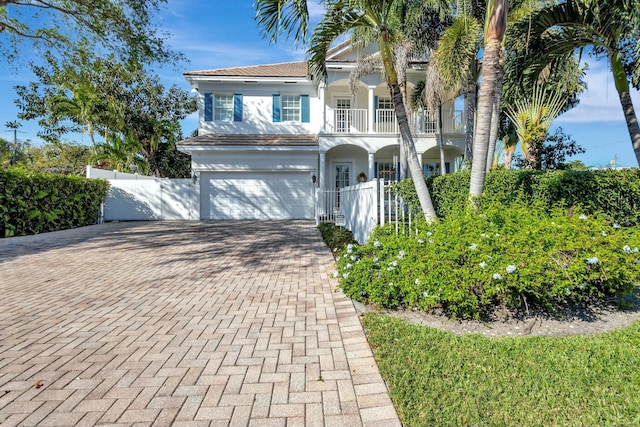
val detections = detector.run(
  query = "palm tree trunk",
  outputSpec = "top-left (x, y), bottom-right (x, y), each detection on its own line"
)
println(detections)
top-left (619, 90), bottom-right (640, 166)
top-left (470, 0), bottom-right (507, 200)
top-left (486, 57), bottom-right (504, 172)
top-left (391, 82), bottom-right (437, 221)
top-left (464, 82), bottom-right (476, 165)
top-left (470, 38), bottom-right (501, 198)
top-left (504, 146), bottom-right (515, 169)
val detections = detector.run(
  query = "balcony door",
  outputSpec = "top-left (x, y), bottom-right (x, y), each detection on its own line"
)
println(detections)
top-left (335, 98), bottom-right (351, 132)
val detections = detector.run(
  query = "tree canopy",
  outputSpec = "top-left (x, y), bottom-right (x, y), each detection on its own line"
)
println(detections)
top-left (0, 0), bottom-right (181, 66)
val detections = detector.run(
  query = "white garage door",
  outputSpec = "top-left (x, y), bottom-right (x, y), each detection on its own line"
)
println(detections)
top-left (201, 171), bottom-right (314, 220)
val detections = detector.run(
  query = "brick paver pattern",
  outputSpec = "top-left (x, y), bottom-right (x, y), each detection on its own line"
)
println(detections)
top-left (0, 221), bottom-right (401, 427)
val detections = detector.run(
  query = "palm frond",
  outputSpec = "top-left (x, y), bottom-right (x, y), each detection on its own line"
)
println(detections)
top-left (255, 0), bottom-right (312, 45)
top-left (433, 14), bottom-right (480, 90)
top-left (349, 53), bottom-right (382, 94)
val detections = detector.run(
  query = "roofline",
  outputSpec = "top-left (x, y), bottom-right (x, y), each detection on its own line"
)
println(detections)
top-left (185, 75), bottom-right (313, 85)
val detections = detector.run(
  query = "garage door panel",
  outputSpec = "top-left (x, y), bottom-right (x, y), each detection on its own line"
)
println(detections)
top-left (201, 172), bottom-right (314, 220)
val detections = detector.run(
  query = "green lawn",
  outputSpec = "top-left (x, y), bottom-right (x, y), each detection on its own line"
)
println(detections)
top-left (362, 313), bottom-right (640, 427)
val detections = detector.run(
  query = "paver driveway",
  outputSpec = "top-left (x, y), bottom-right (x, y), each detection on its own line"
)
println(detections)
top-left (0, 221), bottom-right (400, 427)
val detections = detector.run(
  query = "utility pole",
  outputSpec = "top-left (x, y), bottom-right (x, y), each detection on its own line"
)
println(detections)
top-left (4, 121), bottom-right (24, 165)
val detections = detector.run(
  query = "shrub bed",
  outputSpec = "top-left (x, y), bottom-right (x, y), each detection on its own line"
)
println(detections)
top-left (335, 199), bottom-right (640, 319)
top-left (397, 169), bottom-right (640, 226)
top-left (0, 168), bottom-right (109, 237)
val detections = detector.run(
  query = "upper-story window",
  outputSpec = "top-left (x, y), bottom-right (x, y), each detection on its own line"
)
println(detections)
top-left (272, 94), bottom-right (310, 123)
top-left (214, 94), bottom-right (234, 122)
top-left (377, 97), bottom-right (393, 109)
top-left (281, 95), bottom-right (301, 121)
top-left (204, 93), bottom-right (243, 122)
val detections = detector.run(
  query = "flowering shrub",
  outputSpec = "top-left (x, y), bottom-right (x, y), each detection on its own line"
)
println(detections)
top-left (336, 200), bottom-right (640, 319)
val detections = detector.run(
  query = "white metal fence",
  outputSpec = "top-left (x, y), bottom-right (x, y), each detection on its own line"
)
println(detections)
top-left (316, 179), bottom-right (420, 244)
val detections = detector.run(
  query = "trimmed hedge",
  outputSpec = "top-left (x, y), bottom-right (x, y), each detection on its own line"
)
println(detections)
top-left (396, 169), bottom-right (640, 226)
top-left (0, 168), bottom-right (110, 237)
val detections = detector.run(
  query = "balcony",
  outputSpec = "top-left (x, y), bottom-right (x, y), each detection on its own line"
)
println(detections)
top-left (325, 108), bottom-right (464, 135)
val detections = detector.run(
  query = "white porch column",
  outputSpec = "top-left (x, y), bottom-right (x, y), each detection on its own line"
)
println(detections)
top-left (368, 86), bottom-right (375, 133)
top-left (320, 82), bottom-right (327, 133)
top-left (319, 151), bottom-right (326, 189)
top-left (368, 152), bottom-right (375, 181)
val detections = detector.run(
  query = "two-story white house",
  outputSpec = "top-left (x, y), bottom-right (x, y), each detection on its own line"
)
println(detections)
top-left (177, 41), bottom-right (466, 220)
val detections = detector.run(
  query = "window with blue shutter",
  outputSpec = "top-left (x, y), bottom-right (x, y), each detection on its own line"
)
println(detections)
top-left (204, 93), bottom-right (213, 122)
top-left (272, 94), bottom-right (281, 122)
top-left (234, 94), bottom-right (243, 122)
top-left (301, 95), bottom-right (310, 123)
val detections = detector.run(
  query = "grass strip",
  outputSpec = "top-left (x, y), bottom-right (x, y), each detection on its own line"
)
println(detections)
top-left (362, 313), bottom-right (640, 427)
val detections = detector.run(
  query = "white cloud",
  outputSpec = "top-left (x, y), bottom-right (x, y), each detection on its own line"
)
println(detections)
top-left (556, 61), bottom-right (640, 124)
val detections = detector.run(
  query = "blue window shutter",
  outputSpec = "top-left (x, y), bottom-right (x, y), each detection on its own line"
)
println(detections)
top-left (234, 94), bottom-right (243, 122)
top-left (272, 94), bottom-right (281, 122)
top-left (445, 162), bottom-right (451, 174)
top-left (374, 162), bottom-right (378, 178)
top-left (204, 93), bottom-right (213, 121)
top-left (373, 95), bottom-right (379, 123)
top-left (301, 94), bottom-right (310, 123)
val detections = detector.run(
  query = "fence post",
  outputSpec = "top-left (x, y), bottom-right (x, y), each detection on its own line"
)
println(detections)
top-left (379, 179), bottom-right (385, 226)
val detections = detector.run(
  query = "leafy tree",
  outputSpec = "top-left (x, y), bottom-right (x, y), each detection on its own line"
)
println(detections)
top-left (0, 0), bottom-right (181, 66)
top-left (514, 127), bottom-right (585, 169)
top-left (14, 52), bottom-right (196, 178)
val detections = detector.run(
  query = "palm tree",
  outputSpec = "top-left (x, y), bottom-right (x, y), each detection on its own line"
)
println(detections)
top-left (516, 0), bottom-right (640, 166)
top-left (308, 0), bottom-right (437, 220)
top-left (469, 0), bottom-right (508, 200)
top-left (506, 84), bottom-right (566, 169)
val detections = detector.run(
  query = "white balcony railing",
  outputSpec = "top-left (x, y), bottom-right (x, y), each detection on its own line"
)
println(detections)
top-left (330, 108), bottom-right (367, 133)
top-left (325, 108), bottom-right (465, 135)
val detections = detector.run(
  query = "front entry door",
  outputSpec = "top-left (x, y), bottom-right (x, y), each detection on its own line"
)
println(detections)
top-left (334, 162), bottom-right (351, 208)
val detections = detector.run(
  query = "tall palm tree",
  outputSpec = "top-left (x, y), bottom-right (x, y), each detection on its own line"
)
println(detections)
top-left (516, 0), bottom-right (640, 165)
top-left (469, 0), bottom-right (508, 200)
top-left (257, 0), bottom-right (438, 220)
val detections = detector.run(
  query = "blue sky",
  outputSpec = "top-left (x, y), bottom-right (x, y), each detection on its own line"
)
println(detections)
top-left (1, 0), bottom-right (638, 168)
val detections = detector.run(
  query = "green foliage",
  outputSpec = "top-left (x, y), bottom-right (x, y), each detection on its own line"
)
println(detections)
top-left (336, 199), bottom-right (640, 319)
top-left (0, 168), bottom-right (109, 238)
top-left (364, 314), bottom-right (640, 427)
top-left (317, 223), bottom-right (356, 252)
top-left (397, 169), bottom-right (640, 226)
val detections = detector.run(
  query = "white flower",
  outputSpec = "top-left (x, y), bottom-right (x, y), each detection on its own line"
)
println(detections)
top-left (333, 272), bottom-right (340, 278)
top-left (531, 249), bottom-right (537, 253)
top-left (469, 243), bottom-right (478, 250)
top-left (578, 283), bottom-right (587, 290)
top-left (373, 240), bottom-right (381, 248)
top-left (347, 244), bottom-right (354, 254)
top-left (387, 267), bottom-right (394, 272)
top-left (417, 239), bottom-right (424, 244)
top-left (493, 273), bottom-right (503, 280)
top-left (479, 261), bottom-right (487, 269)
top-left (336, 256), bottom-right (341, 261)
top-left (342, 273), bottom-right (350, 279)
top-left (624, 245), bottom-right (632, 253)
top-left (428, 239), bottom-right (434, 244)
top-left (398, 251), bottom-right (405, 259)
top-left (350, 255), bottom-right (358, 261)
top-left (415, 278), bottom-right (421, 285)
top-left (345, 263), bottom-right (353, 270)
top-left (579, 214), bottom-right (587, 220)
top-left (586, 257), bottom-right (599, 265)
top-left (613, 223), bottom-right (621, 229)
top-left (333, 248), bottom-right (338, 252)
top-left (495, 233), bottom-right (500, 237)
top-left (423, 291), bottom-right (429, 298)
top-left (388, 282), bottom-right (394, 287)
top-left (373, 257), bottom-right (379, 263)
top-left (601, 231), bottom-right (607, 237)
top-left (391, 260), bottom-right (398, 267)
top-left (565, 288), bottom-right (571, 295)
top-left (481, 233), bottom-right (488, 238)
top-left (506, 265), bottom-right (517, 274)
top-left (426, 231), bottom-right (433, 236)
